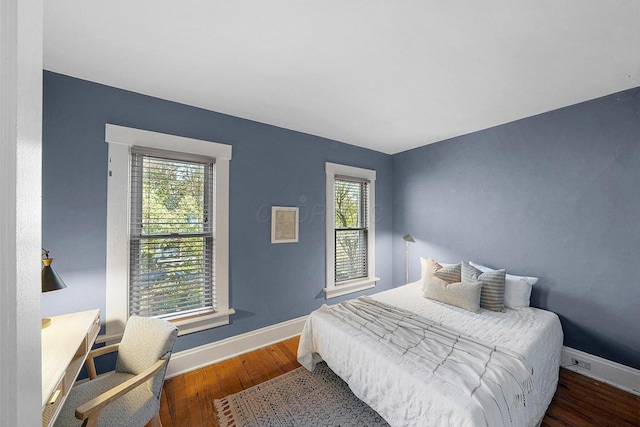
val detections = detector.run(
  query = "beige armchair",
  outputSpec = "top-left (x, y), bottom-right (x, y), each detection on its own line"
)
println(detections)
top-left (54, 316), bottom-right (178, 427)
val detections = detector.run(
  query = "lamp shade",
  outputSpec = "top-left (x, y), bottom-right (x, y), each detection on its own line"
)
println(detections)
top-left (42, 258), bottom-right (67, 292)
top-left (402, 233), bottom-right (415, 243)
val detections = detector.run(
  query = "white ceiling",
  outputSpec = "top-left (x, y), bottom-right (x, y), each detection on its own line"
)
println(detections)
top-left (44, 1), bottom-right (640, 154)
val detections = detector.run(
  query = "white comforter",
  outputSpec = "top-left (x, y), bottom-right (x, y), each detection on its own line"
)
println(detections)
top-left (298, 281), bottom-right (563, 427)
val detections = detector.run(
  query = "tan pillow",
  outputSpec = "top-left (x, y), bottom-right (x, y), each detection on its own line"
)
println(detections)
top-left (421, 257), bottom-right (438, 282)
top-left (420, 256), bottom-right (456, 279)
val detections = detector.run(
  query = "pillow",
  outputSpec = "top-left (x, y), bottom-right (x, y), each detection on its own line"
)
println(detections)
top-left (423, 279), bottom-right (482, 312)
top-left (422, 258), bottom-right (460, 289)
top-left (469, 261), bottom-right (538, 309)
top-left (434, 263), bottom-right (462, 284)
top-left (462, 261), bottom-right (506, 312)
top-left (420, 256), bottom-right (434, 281)
top-left (422, 258), bottom-right (480, 311)
top-left (420, 256), bottom-right (457, 288)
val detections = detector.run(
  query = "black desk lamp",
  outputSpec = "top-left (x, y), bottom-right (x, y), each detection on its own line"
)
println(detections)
top-left (41, 248), bottom-right (67, 328)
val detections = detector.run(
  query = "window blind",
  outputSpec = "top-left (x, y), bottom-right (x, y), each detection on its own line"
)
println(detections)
top-left (129, 148), bottom-right (216, 319)
top-left (334, 178), bottom-right (368, 283)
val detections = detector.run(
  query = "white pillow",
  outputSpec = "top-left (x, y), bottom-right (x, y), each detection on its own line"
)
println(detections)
top-left (469, 261), bottom-right (538, 309)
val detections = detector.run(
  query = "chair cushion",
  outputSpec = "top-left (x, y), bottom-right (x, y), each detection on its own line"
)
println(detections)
top-left (53, 372), bottom-right (158, 427)
top-left (116, 315), bottom-right (178, 396)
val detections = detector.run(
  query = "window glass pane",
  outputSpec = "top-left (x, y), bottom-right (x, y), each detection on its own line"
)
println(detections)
top-left (130, 152), bottom-right (215, 319)
top-left (130, 236), bottom-right (214, 318)
top-left (335, 180), bottom-right (366, 228)
top-left (335, 229), bottom-right (368, 282)
top-left (140, 157), bottom-right (208, 235)
top-left (334, 177), bottom-right (369, 283)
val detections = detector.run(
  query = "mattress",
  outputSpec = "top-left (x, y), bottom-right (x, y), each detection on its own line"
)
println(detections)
top-left (298, 281), bottom-right (563, 427)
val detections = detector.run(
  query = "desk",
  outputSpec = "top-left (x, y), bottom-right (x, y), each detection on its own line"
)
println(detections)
top-left (42, 309), bottom-right (100, 427)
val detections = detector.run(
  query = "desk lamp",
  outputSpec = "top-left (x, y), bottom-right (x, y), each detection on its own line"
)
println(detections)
top-left (41, 248), bottom-right (67, 328)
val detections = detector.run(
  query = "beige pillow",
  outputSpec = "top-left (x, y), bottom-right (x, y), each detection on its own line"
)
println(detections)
top-left (423, 279), bottom-right (483, 312)
top-left (422, 258), bottom-right (481, 312)
top-left (420, 256), bottom-right (437, 283)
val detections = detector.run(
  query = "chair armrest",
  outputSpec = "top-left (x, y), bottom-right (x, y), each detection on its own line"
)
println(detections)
top-left (86, 343), bottom-right (120, 380)
top-left (88, 343), bottom-right (120, 359)
top-left (75, 359), bottom-right (166, 423)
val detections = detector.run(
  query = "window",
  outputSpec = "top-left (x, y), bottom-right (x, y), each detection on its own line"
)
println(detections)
top-left (325, 162), bottom-right (378, 298)
top-left (105, 124), bottom-right (233, 338)
top-left (129, 150), bottom-right (214, 319)
top-left (334, 178), bottom-right (368, 282)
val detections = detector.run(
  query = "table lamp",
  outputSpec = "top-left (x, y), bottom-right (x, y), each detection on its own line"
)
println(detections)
top-left (41, 248), bottom-right (67, 328)
top-left (402, 234), bottom-right (415, 284)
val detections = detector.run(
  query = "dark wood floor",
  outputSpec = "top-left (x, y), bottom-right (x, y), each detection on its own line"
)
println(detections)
top-left (158, 336), bottom-right (640, 427)
top-left (543, 368), bottom-right (640, 426)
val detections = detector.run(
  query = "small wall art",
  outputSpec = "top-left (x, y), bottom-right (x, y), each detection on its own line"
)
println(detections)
top-left (271, 206), bottom-right (299, 243)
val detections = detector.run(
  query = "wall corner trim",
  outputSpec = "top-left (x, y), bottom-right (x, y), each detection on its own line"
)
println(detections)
top-left (166, 315), bottom-right (308, 378)
top-left (561, 346), bottom-right (640, 396)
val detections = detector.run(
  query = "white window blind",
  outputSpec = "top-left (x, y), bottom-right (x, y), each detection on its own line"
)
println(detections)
top-left (129, 148), bottom-right (216, 319)
top-left (334, 176), bottom-right (369, 283)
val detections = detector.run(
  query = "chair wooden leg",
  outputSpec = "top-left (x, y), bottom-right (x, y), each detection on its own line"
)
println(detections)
top-left (81, 416), bottom-right (99, 427)
top-left (86, 357), bottom-right (98, 380)
top-left (150, 413), bottom-right (162, 427)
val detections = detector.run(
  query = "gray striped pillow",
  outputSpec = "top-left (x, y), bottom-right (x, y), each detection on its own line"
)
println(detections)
top-left (434, 263), bottom-right (461, 284)
top-left (422, 258), bottom-right (461, 292)
top-left (462, 261), bottom-right (506, 312)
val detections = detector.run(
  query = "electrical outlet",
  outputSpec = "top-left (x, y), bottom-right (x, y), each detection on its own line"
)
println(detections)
top-left (571, 357), bottom-right (591, 370)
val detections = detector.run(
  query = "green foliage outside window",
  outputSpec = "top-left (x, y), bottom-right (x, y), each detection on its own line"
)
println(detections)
top-left (335, 180), bottom-right (368, 282)
top-left (131, 155), bottom-right (214, 318)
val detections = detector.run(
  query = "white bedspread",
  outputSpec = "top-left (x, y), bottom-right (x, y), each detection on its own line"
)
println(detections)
top-left (298, 281), bottom-right (563, 427)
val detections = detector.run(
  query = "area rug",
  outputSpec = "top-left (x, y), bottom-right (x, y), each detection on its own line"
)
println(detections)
top-left (213, 362), bottom-right (390, 427)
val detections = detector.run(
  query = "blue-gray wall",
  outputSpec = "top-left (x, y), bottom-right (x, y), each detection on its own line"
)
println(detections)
top-left (42, 71), bottom-right (394, 353)
top-left (43, 70), bottom-right (640, 371)
top-left (392, 87), bottom-right (640, 370)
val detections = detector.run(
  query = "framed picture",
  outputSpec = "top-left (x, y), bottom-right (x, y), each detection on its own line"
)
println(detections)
top-left (271, 206), bottom-right (299, 244)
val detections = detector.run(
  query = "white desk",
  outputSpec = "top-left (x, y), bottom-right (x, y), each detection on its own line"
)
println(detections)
top-left (41, 309), bottom-right (100, 427)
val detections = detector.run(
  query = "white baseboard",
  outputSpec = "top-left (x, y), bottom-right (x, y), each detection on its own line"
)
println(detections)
top-left (561, 346), bottom-right (640, 396)
top-left (166, 315), bottom-right (308, 378)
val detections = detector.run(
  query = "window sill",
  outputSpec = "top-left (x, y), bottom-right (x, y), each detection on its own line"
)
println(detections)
top-left (324, 277), bottom-right (380, 299)
top-left (96, 308), bottom-right (235, 344)
top-left (171, 308), bottom-right (236, 336)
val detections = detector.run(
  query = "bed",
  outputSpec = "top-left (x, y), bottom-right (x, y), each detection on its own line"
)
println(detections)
top-left (297, 280), bottom-right (563, 427)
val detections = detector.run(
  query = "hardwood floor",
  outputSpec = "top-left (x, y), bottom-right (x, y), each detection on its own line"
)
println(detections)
top-left (159, 337), bottom-right (301, 427)
top-left (542, 368), bottom-right (640, 426)
top-left (158, 336), bottom-right (640, 427)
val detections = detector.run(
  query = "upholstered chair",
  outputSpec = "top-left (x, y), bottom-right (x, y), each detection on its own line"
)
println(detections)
top-left (54, 315), bottom-right (178, 427)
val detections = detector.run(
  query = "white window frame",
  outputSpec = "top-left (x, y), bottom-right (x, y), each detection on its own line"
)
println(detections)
top-left (325, 162), bottom-right (379, 299)
top-left (105, 124), bottom-right (234, 338)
